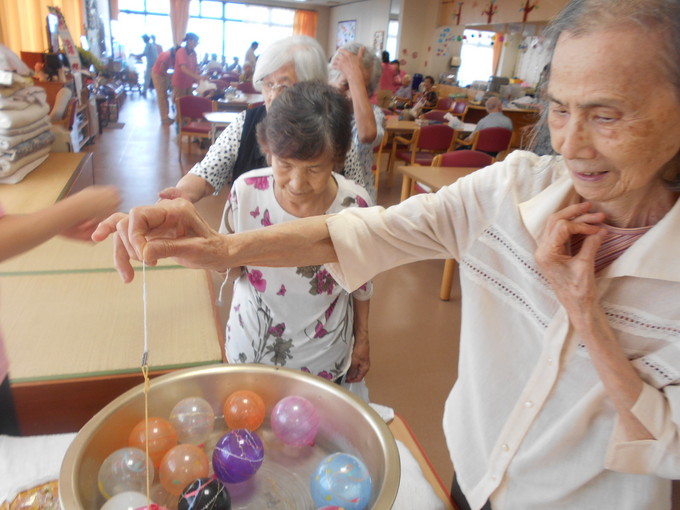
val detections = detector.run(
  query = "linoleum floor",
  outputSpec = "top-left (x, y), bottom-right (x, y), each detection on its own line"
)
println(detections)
top-left (84, 92), bottom-right (462, 488)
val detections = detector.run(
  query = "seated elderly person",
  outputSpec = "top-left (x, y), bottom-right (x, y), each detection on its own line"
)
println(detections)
top-left (95, 0), bottom-right (680, 507)
top-left (329, 42), bottom-right (385, 202)
top-left (456, 96), bottom-right (513, 152)
top-left (159, 35), bottom-right (327, 202)
top-left (390, 74), bottom-right (413, 111)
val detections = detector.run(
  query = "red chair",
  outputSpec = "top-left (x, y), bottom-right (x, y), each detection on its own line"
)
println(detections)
top-left (176, 95), bottom-right (216, 161)
top-left (236, 81), bottom-right (257, 94)
top-left (450, 101), bottom-right (468, 119)
top-left (389, 124), bottom-right (456, 175)
top-left (435, 96), bottom-right (453, 110)
top-left (432, 150), bottom-right (494, 168)
top-left (420, 110), bottom-right (450, 123)
top-left (469, 127), bottom-right (513, 160)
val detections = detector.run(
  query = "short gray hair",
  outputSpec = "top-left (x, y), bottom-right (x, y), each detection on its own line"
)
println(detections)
top-left (329, 42), bottom-right (383, 96)
top-left (252, 35), bottom-right (328, 91)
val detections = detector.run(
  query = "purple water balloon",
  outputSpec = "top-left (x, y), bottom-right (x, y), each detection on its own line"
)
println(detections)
top-left (270, 395), bottom-right (320, 447)
top-left (212, 429), bottom-right (264, 484)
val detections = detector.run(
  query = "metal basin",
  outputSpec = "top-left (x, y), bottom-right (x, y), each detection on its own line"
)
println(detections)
top-left (59, 364), bottom-right (400, 509)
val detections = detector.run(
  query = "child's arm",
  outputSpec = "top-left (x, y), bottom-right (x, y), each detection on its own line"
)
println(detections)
top-left (0, 186), bottom-right (120, 263)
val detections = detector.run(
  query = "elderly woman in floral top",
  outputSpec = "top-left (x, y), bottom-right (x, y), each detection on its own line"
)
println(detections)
top-left (219, 81), bottom-right (372, 382)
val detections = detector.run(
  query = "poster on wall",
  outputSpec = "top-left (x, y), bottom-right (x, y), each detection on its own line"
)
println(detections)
top-left (336, 20), bottom-right (357, 49)
top-left (373, 30), bottom-right (385, 51)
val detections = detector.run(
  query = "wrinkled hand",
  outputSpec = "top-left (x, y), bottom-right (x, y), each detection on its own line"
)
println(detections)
top-left (346, 336), bottom-right (370, 383)
top-left (158, 186), bottom-right (188, 201)
top-left (330, 47), bottom-right (365, 89)
top-left (534, 201), bottom-right (607, 314)
top-left (91, 199), bottom-right (226, 283)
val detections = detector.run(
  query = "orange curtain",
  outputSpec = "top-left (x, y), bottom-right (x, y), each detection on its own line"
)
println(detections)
top-left (293, 10), bottom-right (318, 38)
top-left (492, 32), bottom-right (503, 76)
top-left (0, 0), bottom-right (83, 56)
top-left (109, 0), bottom-right (118, 21)
top-left (170, 0), bottom-right (191, 47)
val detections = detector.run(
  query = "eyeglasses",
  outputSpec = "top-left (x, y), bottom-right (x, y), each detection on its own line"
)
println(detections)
top-left (259, 80), bottom-right (291, 93)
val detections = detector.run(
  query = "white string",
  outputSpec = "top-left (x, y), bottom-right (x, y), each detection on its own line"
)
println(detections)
top-left (141, 261), bottom-right (149, 366)
top-left (217, 268), bottom-right (232, 305)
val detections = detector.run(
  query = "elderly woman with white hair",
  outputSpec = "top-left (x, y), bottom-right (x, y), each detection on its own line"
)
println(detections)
top-left (329, 42), bottom-right (385, 202)
top-left (159, 35), bottom-right (328, 202)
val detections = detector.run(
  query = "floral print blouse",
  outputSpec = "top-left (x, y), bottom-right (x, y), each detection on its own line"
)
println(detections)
top-left (223, 168), bottom-right (373, 380)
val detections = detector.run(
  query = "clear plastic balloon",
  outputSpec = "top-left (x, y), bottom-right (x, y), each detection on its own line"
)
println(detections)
top-left (223, 390), bottom-right (265, 431)
top-left (270, 395), bottom-right (320, 447)
top-left (158, 444), bottom-right (210, 496)
top-left (310, 453), bottom-right (372, 510)
top-left (212, 429), bottom-right (264, 484)
top-left (128, 417), bottom-right (178, 467)
top-left (170, 397), bottom-right (216, 445)
top-left (100, 491), bottom-right (148, 510)
top-left (97, 447), bottom-right (154, 500)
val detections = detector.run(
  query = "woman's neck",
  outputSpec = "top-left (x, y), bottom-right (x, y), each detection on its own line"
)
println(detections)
top-left (275, 177), bottom-right (338, 218)
top-left (594, 189), bottom-right (679, 228)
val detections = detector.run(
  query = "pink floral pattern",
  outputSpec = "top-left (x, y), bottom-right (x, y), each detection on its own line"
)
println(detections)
top-left (244, 176), bottom-right (270, 190)
top-left (247, 269), bottom-right (267, 292)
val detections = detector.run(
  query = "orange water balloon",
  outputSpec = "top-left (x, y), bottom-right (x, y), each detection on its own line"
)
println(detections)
top-left (223, 390), bottom-right (266, 431)
top-left (159, 444), bottom-right (210, 496)
top-left (128, 417), bottom-right (178, 467)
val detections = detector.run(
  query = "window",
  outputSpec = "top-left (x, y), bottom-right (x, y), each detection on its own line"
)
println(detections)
top-left (114, 0), bottom-right (295, 67)
top-left (386, 20), bottom-right (399, 61)
top-left (457, 29), bottom-right (495, 87)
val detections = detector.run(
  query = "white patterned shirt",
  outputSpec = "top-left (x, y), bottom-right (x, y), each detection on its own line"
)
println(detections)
top-left (325, 150), bottom-right (680, 510)
top-left (224, 168), bottom-right (373, 380)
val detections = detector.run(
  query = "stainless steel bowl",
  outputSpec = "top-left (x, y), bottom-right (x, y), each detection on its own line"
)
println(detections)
top-left (59, 364), bottom-right (400, 509)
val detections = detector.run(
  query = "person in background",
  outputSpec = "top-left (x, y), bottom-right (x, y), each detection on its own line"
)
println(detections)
top-left (204, 53), bottom-right (223, 77)
top-left (391, 59), bottom-right (405, 89)
top-left (390, 73), bottom-right (413, 110)
top-left (329, 42), bottom-right (385, 202)
top-left (172, 33), bottom-right (201, 101)
top-left (95, 0), bottom-right (680, 507)
top-left (150, 35), bottom-right (162, 54)
top-left (239, 62), bottom-right (254, 82)
top-left (245, 41), bottom-right (258, 69)
top-left (132, 34), bottom-right (158, 98)
top-left (226, 56), bottom-right (242, 74)
top-left (0, 186), bottom-right (120, 435)
top-left (417, 75), bottom-right (438, 113)
top-left (158, 35), bottom-right (328, 203)
top-left (151, 46), bottom-right (177, 125)
top-left (375, 50), bottom-right (396, 108)
top-left (456, 96), bottom-right (513, 154)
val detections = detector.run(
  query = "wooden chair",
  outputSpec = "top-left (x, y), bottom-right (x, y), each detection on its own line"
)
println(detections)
top-left (420, 110), bottom-right (450, 123)
top-left (432, 150), bottom-right (493, 301)
top-left (435, 96), bottom-right (453, 111)
top-left (176, 95), bottom-right (216, 161)
top-left (466, 127), bottom-right (513, 160)
top-left (389, 124), bottom-right (456, 177)
top-left (450, 101), bottom-right (468, 120)
top-left (371, 131), bottom-right (389, 198)
top-left (432, 150), bottom-right (494, 168)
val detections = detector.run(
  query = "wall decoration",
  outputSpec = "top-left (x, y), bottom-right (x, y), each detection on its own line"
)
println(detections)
top-left (520, 0), bottom-right (539, 22)
top-left (336, 20), bottom-right (357, 49)
top-left (435, 27), bottom-right (458, 57)
top-left (373, 30), bottom-right (385, 51)
top-left (481, 0), bottom-right (498, 23)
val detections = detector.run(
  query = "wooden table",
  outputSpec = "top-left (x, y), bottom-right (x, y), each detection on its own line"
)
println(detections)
top-left (398, 165), bottom-right (481, 301)
top-left (0, 153), bottom-right (223, 435)
top-left (216, 92), bottom-right (264, 111)
top-left (203, 110), bottom-right (240, 143)
top-left (389, 414), bottom-right (456, 509)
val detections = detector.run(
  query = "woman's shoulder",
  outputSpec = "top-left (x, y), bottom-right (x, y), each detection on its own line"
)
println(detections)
top-left (233, 167), bottom-right (275, 192)
top-left (332, 173), bottom-right (372, 209)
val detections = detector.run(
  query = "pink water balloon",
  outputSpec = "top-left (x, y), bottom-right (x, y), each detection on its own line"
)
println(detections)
top-left (270, 395), bottom-right (320, 447)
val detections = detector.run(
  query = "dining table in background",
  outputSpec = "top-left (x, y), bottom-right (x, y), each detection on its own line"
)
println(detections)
top-left (203, 110), bottom-right (241, 143)
top-left (397, 164), bottom-right (483, 301)
top-left (216, 92), bottom-right (264, 112)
